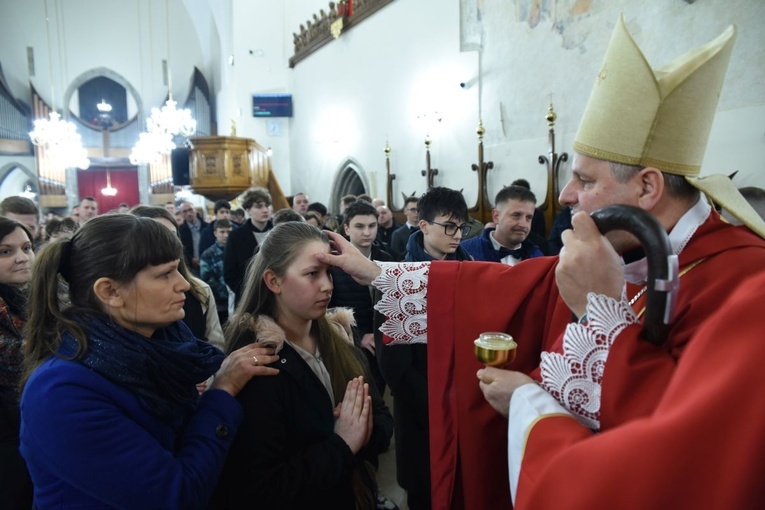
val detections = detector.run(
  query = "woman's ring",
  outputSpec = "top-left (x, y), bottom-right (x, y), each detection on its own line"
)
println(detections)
top-left (252, 356), bottom-right (259, 366)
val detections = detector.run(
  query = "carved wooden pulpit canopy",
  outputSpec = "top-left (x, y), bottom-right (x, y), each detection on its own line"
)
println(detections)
top-left (187, 136), bottom-right (270, 200)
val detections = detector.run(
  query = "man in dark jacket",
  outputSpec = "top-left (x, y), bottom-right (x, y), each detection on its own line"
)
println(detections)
top-left (462, 185), bottom-right (544, 264)
top-left (375, 205), bottom-right (399, 254)
top-left (198, 199), bottom-right (232, 257)
top-left (178, 201), bottom-right (208, 275)
top-left (388, 196), bottom-right (419, 260)
top-left (223, 188), bottom-right (273, 304)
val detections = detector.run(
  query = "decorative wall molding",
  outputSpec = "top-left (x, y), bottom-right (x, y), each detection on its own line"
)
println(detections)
top-left (289, 0), bottom-right (395, 68)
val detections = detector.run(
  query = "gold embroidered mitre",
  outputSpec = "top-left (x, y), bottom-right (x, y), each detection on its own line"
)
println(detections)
top-left (574, 14), bottom-right (734, 174)
top-left (574, 16), bottom-right (765, 238)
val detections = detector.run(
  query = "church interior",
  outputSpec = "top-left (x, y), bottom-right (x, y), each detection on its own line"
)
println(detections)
top-left (0, 0), bottom-right (762, 226)
top-left (1, 1), bottom-right (764, 509)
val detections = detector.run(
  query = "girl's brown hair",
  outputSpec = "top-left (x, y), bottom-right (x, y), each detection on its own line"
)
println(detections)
top-left (225, 221), bottom-right (366, 403)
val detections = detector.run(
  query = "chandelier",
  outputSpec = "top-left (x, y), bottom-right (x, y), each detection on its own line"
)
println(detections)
top-left (30, 111), bottom-right (91, 170)
top-left (97, 99), bottom-right (112, 113)
top-left (129, 0), bottom-right (196, 165)
top-left (101, 169), bottom-right (117, 196)
top-left (129, 98), bottom-right (196, 165)
top-left (147, 98), bottom-right (196, 137)
top-left (129, 131), bottom-right (175, 165)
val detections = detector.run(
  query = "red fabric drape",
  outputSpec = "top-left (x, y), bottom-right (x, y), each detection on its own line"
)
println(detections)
top-left (76, 168), bottom-right (139, 212)
top-left (426, 259), bottom-right (561, 510)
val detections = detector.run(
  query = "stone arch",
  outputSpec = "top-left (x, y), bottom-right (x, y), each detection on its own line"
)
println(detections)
top-left (0, 162), bottom-right (38, 199)
top-left (63, 67), bottom-right (144, 124)
top-left (330, 159), bottom-right (369, 214)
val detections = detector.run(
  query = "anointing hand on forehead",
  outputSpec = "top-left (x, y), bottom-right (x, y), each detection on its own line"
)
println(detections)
top-left (318, 231), bottom-right (382, 286)
top-left (556, 211), bottom-right (625, 319)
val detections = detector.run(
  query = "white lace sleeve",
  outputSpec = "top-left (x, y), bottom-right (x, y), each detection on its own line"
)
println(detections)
top-left (372, 261), bottom-right (430, 345)
top-left (539, 288), bottom-right (638, 431)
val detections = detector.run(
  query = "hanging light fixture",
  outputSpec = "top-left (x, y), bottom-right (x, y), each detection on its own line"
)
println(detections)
top-left (101, 169), bottom-right (118, 196)
top-left (129, 131), bottom-right (175, 165)
top-left (30, 111), bottom-right (90, 169)
top-left (130, 0), bottom-right (196, 165)
top-left (97, 99), bottom-right (112, 113)
top-left (29, 0), bottom-right (90, 171)
top-left (146, 97), bottom-right (196, 138)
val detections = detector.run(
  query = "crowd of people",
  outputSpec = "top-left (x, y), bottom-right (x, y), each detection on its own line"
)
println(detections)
top-left (2, 15), bottom-right (765, 510)
top-left (0, 161), bottom-right (574, 510)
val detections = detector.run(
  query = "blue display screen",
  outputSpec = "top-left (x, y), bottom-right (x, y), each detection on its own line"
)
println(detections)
top-left (252, 94), bottom-right (293, 117)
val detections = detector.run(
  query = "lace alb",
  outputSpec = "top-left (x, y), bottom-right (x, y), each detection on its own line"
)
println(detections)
top-left (540, 289), bottom-right (638, 430)
top-left (372, 261), bottom-right (430, 344)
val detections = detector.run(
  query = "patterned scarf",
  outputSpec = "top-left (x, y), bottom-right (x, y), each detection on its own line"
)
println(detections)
top-left (60, 314), bottom-right (224, 421)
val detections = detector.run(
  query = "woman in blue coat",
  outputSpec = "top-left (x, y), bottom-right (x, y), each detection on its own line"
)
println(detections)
top-left (20, 214), bottom-right (279, 509)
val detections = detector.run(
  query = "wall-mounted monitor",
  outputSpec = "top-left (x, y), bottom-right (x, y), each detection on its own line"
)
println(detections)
top-left (252, 94), bottom-right (293, 117)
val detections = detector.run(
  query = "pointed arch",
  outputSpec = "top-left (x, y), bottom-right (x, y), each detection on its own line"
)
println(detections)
top-left (330, 159), bottom-right (369, 213)
top-left (0, 162), bottom-right (38, 199)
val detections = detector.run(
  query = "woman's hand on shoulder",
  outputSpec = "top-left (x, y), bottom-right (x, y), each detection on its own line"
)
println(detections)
top-left (209, 344), bottom-right (280, 397)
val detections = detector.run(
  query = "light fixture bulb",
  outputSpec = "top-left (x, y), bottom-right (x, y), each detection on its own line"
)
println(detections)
top-left (97, 99), bottom-right (112, 113)
top-left (101, 170), bottom-right (118, 196)
top-left (101, 185), bottom-right (117, 196)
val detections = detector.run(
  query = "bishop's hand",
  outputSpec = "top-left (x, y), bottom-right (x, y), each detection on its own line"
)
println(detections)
top-left (556, 211), bottom-right (624, 319)
top-left (319, 231), bottom-right (382, 286)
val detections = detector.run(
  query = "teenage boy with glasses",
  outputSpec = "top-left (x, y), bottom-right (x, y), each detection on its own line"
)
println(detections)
top-left (378, 186), bottom-right (473, 510)
top-left (404, 187), bottom-right (473, 263)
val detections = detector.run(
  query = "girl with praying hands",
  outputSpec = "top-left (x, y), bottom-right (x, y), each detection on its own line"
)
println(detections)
top-left (214, 222), bottom-right (393, 510)
top-left (19, 214), bottom-right (279, 509)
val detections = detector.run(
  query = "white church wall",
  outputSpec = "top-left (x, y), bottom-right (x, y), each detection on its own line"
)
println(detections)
top-left (227, 0), bottom-right (293, 188)
top-left (287, 0), bottom-right (478, 211)
top-left (282, 0), bottom-right (765, 211)
top-left (479, 0), bottom-right (765, 202)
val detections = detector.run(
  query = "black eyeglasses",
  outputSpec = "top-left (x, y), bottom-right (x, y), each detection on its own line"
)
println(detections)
top-left (429, 221), bottom-right (471, 237)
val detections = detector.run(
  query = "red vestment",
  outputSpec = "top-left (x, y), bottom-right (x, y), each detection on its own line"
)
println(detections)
top-left (516, 269), bottom-right (765, 509)
top-left (424, 213), bottom-right (765, 509)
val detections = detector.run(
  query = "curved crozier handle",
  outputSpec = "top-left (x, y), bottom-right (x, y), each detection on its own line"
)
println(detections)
top-left (590, 205), bottom-right (679, 345)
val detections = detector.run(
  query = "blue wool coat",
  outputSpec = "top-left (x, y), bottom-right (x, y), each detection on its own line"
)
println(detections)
top-left (20, 357), bottom-right (242, 509)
